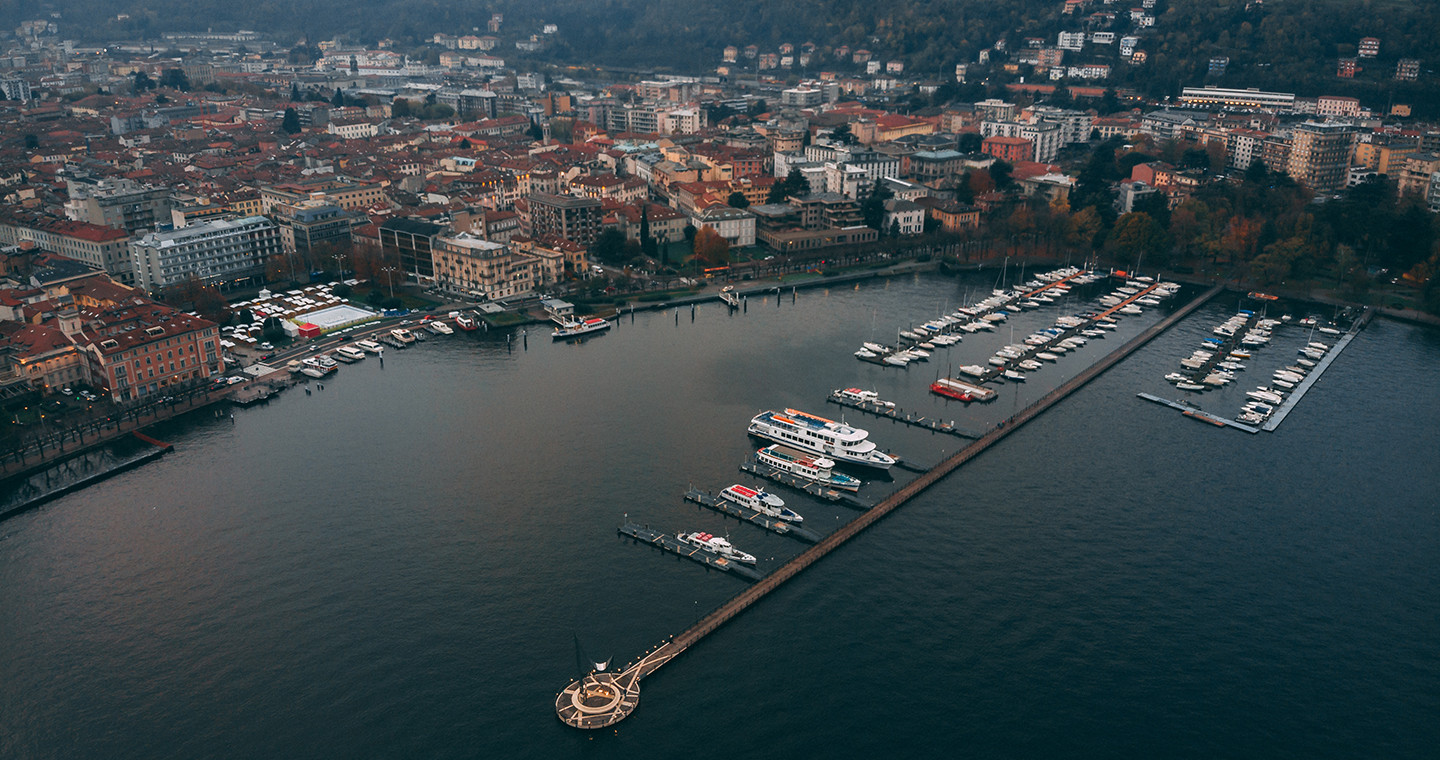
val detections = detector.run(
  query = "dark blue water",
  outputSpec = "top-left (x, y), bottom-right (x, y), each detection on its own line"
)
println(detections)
top-left (1, 273), bottom-right (1436, 759)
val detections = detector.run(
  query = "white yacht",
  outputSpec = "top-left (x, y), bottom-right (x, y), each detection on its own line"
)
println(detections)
top-left (426, 320), bottom-right (454, 335)
top-left (677, 532), bottom-right (756, 564)
top-left (336, 345), bottom-right (366, 361)
top-left (720, 484), bottom-right (803, 522)
top-left (755, 445), bottom-right (862, 492)
top-left (748, 409), bottom-right (895, 470)
top-left (355, 340), bottom-right (383, 354)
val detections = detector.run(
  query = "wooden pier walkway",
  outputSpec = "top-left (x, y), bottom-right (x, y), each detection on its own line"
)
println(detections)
top-left (825, 392), bottom-right (982, 438)
top-left (557, 283), bottom-right (1224, 729)
top-left (738, 460), bottom-right (874, 509)
top-left (683, 488), bottom-right (823, 542)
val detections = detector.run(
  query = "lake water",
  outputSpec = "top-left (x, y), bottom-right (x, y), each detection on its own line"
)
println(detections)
top-left (2, 271), bottom-right (1436, 759)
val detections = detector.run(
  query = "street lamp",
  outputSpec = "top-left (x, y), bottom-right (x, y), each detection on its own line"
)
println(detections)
top-left (381, 266), bottom-right (397, 299)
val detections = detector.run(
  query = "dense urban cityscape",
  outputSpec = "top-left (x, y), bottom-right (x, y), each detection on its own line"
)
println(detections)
top-left (1, 1), bottom-right (1437, 756)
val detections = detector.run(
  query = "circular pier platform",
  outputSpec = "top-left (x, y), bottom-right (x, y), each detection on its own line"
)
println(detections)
top-left (555, 673), bottom-right (641, 729)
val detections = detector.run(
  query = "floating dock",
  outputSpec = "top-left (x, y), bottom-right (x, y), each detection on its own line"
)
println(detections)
top-left (1136, 393), bottom-right (1259, 434)
top-left (736, 462), bottom-right (873, 510)
top-left (825, 391), bottom-right (981, 438)
top-left (1261, 309), bottom-right (1369, 431)
top-left (683, 488), bottom-right (822, 542)
top-left (617, 522), bottom-right (763, 582)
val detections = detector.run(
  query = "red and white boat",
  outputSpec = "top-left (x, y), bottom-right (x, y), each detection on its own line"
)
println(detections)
top-left (720, 484), bottom-right (803, 522)
top-left (454, 314), bottom-right (479, 331)
top-left (929, 377), bottom-right (997, 402)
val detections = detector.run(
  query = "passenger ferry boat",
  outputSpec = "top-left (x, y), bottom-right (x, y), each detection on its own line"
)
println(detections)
top-left (552, 316), bottom-right (611, 339)
top-left (755, 444), bottom-right (862, 492)
top-left (748, 409), bottom-right (895, 470)
top-left (720, 484), bottom-right (804, 522)
top-left (677, 531), bottom-right (756, 564)
top-left (453, 314), bottom-right (478, 331)
top-left (929, 377), bottom-right (997, 402)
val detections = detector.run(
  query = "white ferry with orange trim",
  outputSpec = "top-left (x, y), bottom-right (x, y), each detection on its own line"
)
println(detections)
top-left (747, 408), bottom-right (895, 470)
top-left (720, 484), bottom-right (804, 522)
top-left (552, 316), bottom-right (611, 339)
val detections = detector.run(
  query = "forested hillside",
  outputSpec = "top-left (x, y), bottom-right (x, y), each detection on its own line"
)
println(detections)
top-left (11, 0), bottom-right (1440, 102)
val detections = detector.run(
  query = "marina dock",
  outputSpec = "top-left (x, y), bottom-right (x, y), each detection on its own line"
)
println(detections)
top-left (558, 283), bottom-right (1224, 729)
top-left (616, 522), bottom-right (763, 581)
top-left (683, 488), bottom-right (822, 542)
top-left (825, 391), bottom-right (981, 438)
top-left (1136, 393), bottom-right (1260, 434)
top-left (737, 461), bottom-right (874, 509)
top-left (1261, 309), bottom-right (1369, 431)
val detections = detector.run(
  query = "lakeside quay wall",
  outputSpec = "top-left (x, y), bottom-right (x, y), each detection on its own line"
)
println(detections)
top-left (564, 283), bottom-right (1225, 727)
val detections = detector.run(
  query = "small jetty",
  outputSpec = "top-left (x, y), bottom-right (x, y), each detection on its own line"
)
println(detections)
top-left (735, 462), bottom-right (873, 509)
top-left (683, 488), bottom-right (822, 542)
top-left (617, 522), bottom-right (762, 581)
top-left (825, 390), bottom-right (981, 438)
top-left (1136, 393), bottom-right (1259, 434)
top-left (0, 432), bottom-right (174, 522)
top-left (719, 288), bottom-right (741, 310)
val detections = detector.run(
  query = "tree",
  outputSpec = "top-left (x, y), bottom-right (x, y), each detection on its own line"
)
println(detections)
top-left (693, 226), bottom-right (730, 266)
top-left (589, 228), bottom-right (628, 264)
top-left (332, 87), bottom-right (345, 108)
top-left (640, 206), bottom-right (657, 259)
top-left (861, 181), bottom-right (894, 232)
top-left (1066, 207), bottom-right (1104, 252)
top-left (290, 82), bottom-right (301, 102)
top-left (683, 224), bottom-right (698, 244)
top-left (989, 160), bottom-right (1013, 189)
top-left (831, 122), bottom-right (856, 144)
top-left (957, 132), bottom-right (983, 153)
top-left (1106, 212), bottom-right (1168, 268)
top-left (158, 68), bottom-right (190, 91)
top-left (261, 317), bottom-right (286, 342)
top-left (23, 134), bottom-right (38, 150)
top-left (281, 107), bottom-right (301, 135)
top-left (391, 98), bottom-right (411, 118)
top-left (726, 191), bottom-right (750, 209)
top-left (132, 71), bottom-right (154, 92)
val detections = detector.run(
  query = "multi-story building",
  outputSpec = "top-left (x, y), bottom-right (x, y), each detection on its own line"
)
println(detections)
top-left (128, 216), bottom-right (278, 293)
top-left (260, 178), bottom-right (389, 214)
top-left (1398, 153), bottom-right (1440, 197)
top-left (527, 193), bottom-right (603, 245)
top-left (79, 297), bottom-right (222, 402)
top-left (982, 136), bottom-right (1035, 164)
top-left (0, 78), bottom-right (33, 102)
top-left (432, 233), bottom-right (558, 301)
top-left (1317, 96), bottom-right (1362, 118)
top-left (1285, 122), bottom-right (1358, 193)
top-left (691, 205), bottom-right (756, 248)
top-left (1353, 134), bottom-right (1419, 176)
top-left (1226, 129), bottom-right (1269, 170)
top-left (1337, 58), bottom-right (1359, 79)
top-left (1027, 106), bottom-right (1095, 144)
top-left (379, 217), bottom-right (446, 280)
top-left (63, 177), bottom-right (173, 234)
top-left (981, 120), bottom-right (1063, 162)
top-left (273, 202), bottom-right (357, 262)
top-left (1357, 37), bottom-right (1380, 58)
top-left (1179, 86), bottom-right (1296, 110)
top-left (0, 216), bottom-right (135, 284)
top-left (781, 87), bottom-right (823, 107)
top-left (1396, 59), bottom-right (1420, 82)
